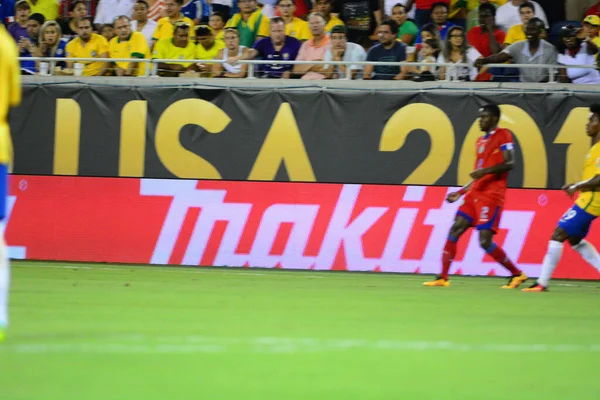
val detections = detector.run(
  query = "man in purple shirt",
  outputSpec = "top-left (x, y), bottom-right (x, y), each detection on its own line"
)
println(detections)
top-left (230, 17), bottom-right (301, 78)
top-left (8, 0), bottom-right (30, 42)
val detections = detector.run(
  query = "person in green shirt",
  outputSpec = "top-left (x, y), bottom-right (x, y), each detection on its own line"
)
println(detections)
top-left (391, 3), bottom-right (419, 45)
top-left (224, 0), bottom-right (270, 47)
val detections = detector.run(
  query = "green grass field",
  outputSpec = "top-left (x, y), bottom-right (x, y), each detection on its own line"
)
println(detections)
top-left (1, 261), bottom-right (599, 400)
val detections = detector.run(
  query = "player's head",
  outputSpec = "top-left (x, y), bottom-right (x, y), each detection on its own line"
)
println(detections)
top-left (479, 104), bottom-right (501, 132)
top-left (587, 104), bottom-right (600, 137)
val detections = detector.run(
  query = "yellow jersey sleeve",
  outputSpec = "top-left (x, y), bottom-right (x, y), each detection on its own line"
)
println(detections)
top-left (98, 35), bottom-right (109, 55)
top-left (504, 25), bottom-right (525, 45)
top-left (257, 14), bottom-right (270, 37)
top-left (152, 39), bottom-right (166, 59)
top-left (65, 39), bottom-right (76, 57)
top-left (131, 32), bottom-right (151, 58)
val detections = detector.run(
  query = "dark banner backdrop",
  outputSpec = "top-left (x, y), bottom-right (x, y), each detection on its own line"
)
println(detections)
top-left (10, 85), bottom-right (598, 188)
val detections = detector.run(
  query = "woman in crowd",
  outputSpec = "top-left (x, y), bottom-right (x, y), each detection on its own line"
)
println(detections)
top-left (390, 3), bottom-right (418, 45)
top-left (557, 25), bottom-right (600, 84)
top-left (438, 25), bottom-right (481, 81)
top-left (32, 20), bottom-right (68, 70)
top-left (213, 28), bottom-right (249, 78)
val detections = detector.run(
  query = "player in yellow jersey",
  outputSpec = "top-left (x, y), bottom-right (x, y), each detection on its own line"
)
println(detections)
top-left (524, 104), bottom-right (600, 292)
top-left (0, 25), bottom-right (21, 342)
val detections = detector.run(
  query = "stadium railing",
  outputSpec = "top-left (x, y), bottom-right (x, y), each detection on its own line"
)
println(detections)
top-left (18, 57), bottom-right (600, 83)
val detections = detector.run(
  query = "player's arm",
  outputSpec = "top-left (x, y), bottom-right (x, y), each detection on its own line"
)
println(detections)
top-left (470, 146), bottom-right (515, 180)
top-left (446, 180), bottom-right (473, 203)
top-left (563, 175), bottom-right (600, 197)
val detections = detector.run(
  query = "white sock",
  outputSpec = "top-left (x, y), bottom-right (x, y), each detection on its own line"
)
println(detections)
top-left (0, 237), bottom-right (9, 328)
top-left (572, 240), bottom-right (600, 272)
top-left (538, 240), bottom-right (563, 287)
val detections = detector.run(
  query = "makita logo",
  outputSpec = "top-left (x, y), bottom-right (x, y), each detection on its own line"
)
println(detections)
top-left (141, 180), bottom-right (538, 276)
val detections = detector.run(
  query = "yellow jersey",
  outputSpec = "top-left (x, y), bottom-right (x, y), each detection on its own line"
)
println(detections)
top-left (225, 10), bottom-right (270, 47)
top-left (152, 16), bottom-right (195, 41)
top-left (285, 18), bottom-right (311, 41)
top-left (576, 142), bottom-right (600, 216)
top-left (325, 15), bottom-right (344, 34)
top-left (196, 40), bottom-right (225, 60)
top-left (109, 32), bottom-right (151, 76)
top-left (65, 33), bottom-right (109, 76)
top-left (214, 29), bottom-right (224, 43)
top-left (505, 24), bottom-right (525, 45)
top-left (0, 26), bottom-right (20, 167)
top-left (152, 38), bottom-right (197, 68)
top-left (27, 0), bottom-right (60, 21)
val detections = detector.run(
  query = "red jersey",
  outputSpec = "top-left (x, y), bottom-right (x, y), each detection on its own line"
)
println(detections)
top-left (466, 26), bottom-right (506, 58)
top-left (469, 128), bottom-right (514, 203)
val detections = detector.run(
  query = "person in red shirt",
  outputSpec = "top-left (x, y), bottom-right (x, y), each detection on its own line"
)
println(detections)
top-left (586, 1), bottom-right (600, 18)
top-left (424, 104), bottom-right (528, 289)
top-left (467, 2), bottom-right (505, 57)
top-left (405, 0), bottom-right (450, 28)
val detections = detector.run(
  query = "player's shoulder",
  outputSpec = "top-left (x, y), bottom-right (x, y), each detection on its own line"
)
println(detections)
top-left (495, 127), bottom-right (514, 137)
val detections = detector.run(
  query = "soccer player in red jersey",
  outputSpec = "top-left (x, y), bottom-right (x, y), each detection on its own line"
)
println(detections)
top-left (424, 104), bottom-right (528, 288)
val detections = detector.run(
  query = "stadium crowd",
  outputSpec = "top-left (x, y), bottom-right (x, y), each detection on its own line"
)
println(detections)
top-left (2, 0), bottom-right (600, 81)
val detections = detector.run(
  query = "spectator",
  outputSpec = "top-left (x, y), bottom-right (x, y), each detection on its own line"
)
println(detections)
top-left (17, 12), bottom-right (45, 73)
top-left (152, 0), bottom-right (194, 44)
top-left (94, 0), bottom-right (135, 27)
top-left (405, 0), bottom-right (450, 27)
top-left (314, 0), bottom-right (345, 34)
top-left (60, 0), bottom-right (87, 39)
top-left (8, 0), bottom-right (30, 42)
top-left (438, 25), bottom-right (481, 80)
top-left (557, 24), bottom-right (600, 83)
top-left (27, 0), bottom-right (60, 21)
top-left (181, 0), bottom-right (202, 25)
top-left (495, 0), bottom-right (547, 31)
top-left (33, 20), bottom-right (68, 70)
top-left (408, 37), bottom-right (440, 79)
top-left (277, 0), bottom-right (310, 41)
top-left (504, 1), bottom-right (533, 45)
top-left (448, 0), bottom-right (468, 27)
top-left (210, 0), bottom-right (231, 22)
top-left (131, 0), bottom-right (157, 47)
top-left (100, 22), bottom-right (115, 40)
top-left (384, 0), bottom-right (416, 21)
top-left (26, 12), bottom-right (45, 42)
top-left (1, 0), bottom-right (17, 25)
top-left (334, 0), bottom-right (382, 43)
top-left (214, 27), bottom-right (249, 77)
top-left (467, 3), bottom-right (505, 57)
top-left (466, 0), bottom-right (507, 31)
top-left (391, 3), bottom-right (419, 45)
top-left (229, 17), bottom-right (301, 78)
top-left (416, 2), bottom-right (456, 44)
top-left (475, 18), bottom-right (557, 82)
top-left (209, 11), bottom-right (225, 42)
top-left (419, 21), bottom-right (443, 43)
top-left (194, 25), bottom-right (224, 76)
top-left (364, 19), bottom-right (407, 79)
top-left (323, 24), bottom-right (366, 79)
top-left (146, 0), bottom-right (166, 21)
top-left (585, 1), bottom-right (600, 18)
top-left (225, 0), bottom-right (270, 47)
top-left (293, 12), bottom-right (330, 79)
top-left (66, 16), bottom-right (110, 75)
top-left (583, 14), bottom-right (600, 47)
top-left (152, 22), bottom-right (196, 76)
top-left (108, 15), bottom-right (150, 75)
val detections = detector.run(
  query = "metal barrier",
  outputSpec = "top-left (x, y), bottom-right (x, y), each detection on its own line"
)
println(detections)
top-left (17, 56), bottom-right (600, 82)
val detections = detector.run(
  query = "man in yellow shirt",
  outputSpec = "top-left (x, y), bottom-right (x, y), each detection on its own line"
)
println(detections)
top-left (109, 16), bottom-right (151, 76)
top-left (583, 15), bottom-right (600, 49)
top-left (504, 1), bottom-right (534, 45)
top-left (225, 0), bottom-right (269, 47)
top-left (314, 0), bottom-right (344, 34)
top-left (0, 25), bottom-right (20, 343)
top-left (66, 17), bottom-right (110, 76)
top-left (27, 0), bottom-right (59, 21)
top-left (277, 0), bottom-right (311, 41)
top-left (152, 23), bottom-right (197, 76)
top-left (195, 25), bottom-right (225, 77)
top-left (152, 0), bottom-right (195, 46)
top-left (524, 104), bottom-right (600, 292)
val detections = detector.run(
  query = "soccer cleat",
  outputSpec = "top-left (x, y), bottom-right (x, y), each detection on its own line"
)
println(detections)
top-left (423, 277), bottom-right (450, 287)
top-left (501, 272), bottom-right (528, 289)
top-left (522, 283), bottom-right (548, 292)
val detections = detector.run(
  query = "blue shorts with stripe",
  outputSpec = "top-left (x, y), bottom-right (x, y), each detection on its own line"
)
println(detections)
top-left (557, 204), bottom-right (597, 239)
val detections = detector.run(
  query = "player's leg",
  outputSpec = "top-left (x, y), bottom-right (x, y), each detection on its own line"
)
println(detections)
top-left (478, 228), bottom-right (527, 288)
top-left (571, 237), bottom-right (600, 272)
top-left (523, 227), bottom-right (568, 292)
top-left (0, 235), bottom-right (8, 342)
top-left (423, 215), bottom-right (471, 286)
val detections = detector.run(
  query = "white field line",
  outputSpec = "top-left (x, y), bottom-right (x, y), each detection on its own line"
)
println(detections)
top-left (1, 335), bottom-right (599, 354)
top-left (17, 264), bottom-right (599, 287)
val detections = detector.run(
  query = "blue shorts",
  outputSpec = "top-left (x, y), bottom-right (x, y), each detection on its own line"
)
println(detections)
top-left (557, 204), bottom-right (597, 239)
